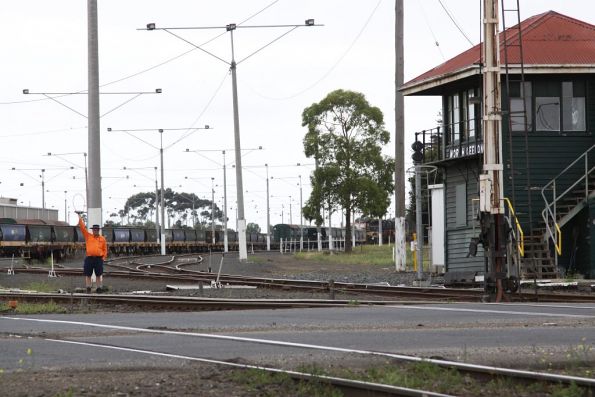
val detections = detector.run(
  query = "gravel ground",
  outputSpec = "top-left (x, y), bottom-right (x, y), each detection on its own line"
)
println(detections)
top-left (0, 251), bottom-right (438, 301)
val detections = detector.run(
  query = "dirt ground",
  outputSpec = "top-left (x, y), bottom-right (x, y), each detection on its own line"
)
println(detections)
top-left (0, 251), bottom-right (426, 300)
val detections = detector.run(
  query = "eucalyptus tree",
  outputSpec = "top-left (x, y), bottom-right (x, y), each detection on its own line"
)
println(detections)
top-left (302, 89), bottom-right (394, 252)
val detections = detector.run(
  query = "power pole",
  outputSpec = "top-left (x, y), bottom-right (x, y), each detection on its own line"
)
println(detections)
top-left (87, 0), bottom-right (102, 229)
top-left (394, 0), bottom-right (407, 271)
top-left (480, 0), bottom-right (506, 302)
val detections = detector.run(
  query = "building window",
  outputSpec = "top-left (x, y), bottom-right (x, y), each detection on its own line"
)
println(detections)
top-left (452, 93), bottom-right (460, 142)
top-left (467, 89), bottom-right (477, 138)
top-left (446, 89), bottom-right (480, 144)
top-left (534, 80), bottom-right (586, 132)
top-left (455, 184), bottom-right (467, 227)
top-left (510, 82), bottom-right (532, 131)
top-left (562, 81), bottom-right (586, 131)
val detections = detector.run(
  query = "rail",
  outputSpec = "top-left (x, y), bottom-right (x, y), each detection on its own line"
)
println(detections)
top-left (541, 144), bottom-right (594, 257)
top-left (503, 197), bottom-right (524, 257)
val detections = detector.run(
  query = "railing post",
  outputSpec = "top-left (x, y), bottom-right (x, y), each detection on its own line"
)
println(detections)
top-left (586, 154), bottom-right (589, 200)
top-left (421, 130), bottom-right (426, 163)
top-left (552, 181), bottom-right (558, 269)
top-left (437, 126), bottom-right (442, 161)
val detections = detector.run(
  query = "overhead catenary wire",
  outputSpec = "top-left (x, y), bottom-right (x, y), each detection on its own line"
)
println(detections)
top-left (244, 0), bottom-right (384, 101)
top-left (417, 1), bottom-right (446, 61)
top-left (0, 0), bottom-right (282, 107)
top-left (437, 0), bottom-right (474, 46)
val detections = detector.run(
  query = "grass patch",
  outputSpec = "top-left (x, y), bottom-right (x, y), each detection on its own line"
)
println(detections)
top-left (294, 245), bottom-right (395, 266)
top-left (294, 244), bottom-right (431, 269)
top-left (248, 255), bottom-right (268, 264)
top-left (294, 361), bottom-right (591, 397)
top-left (21, 281), bottom-right (57, 293)
top-left (230, 368), bottom-right (342, 397)
top-left (0, 301), bottom-right (67, 314)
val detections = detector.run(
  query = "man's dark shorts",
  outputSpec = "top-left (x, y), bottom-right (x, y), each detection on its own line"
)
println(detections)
top-left (83, 256), bottom-right (104, 277)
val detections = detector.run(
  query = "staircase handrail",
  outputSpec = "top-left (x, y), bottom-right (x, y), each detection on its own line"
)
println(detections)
top-left (503, 197), bottom-right (524, 257)
top-left (541, 144), bottom-right (594, 257)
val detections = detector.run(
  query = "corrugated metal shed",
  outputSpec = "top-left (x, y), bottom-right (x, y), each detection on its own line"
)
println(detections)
top-left (402, 11), bottom-right (595, 95)
top-left (0, 204), bottom-right (59, 222)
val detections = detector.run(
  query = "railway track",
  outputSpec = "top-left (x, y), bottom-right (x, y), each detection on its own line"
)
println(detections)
top-left (4, 264), bottom-right (594, 303)
top-left (0, 291), bottom-right (416, 311)
top-left (6, 315), bottom-right (594, 396)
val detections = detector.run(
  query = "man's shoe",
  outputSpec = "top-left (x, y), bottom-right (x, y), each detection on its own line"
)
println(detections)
top-left (86, 287), bottom-right (92, 294)
top-left (96, 286), bottom-right (104, 293)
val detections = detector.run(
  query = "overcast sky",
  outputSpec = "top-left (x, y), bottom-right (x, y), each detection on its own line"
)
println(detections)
top-left (0, 0), bottom-right (592, 229)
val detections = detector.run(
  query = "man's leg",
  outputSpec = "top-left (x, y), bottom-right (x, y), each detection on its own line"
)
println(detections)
top-left (84, 257), bottom-right (92, 293)
top-left (95, 260), bottom-right (104, 292)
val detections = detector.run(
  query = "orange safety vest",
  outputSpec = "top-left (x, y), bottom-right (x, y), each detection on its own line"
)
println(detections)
top-left (78, 217), bottom-right (108, 260)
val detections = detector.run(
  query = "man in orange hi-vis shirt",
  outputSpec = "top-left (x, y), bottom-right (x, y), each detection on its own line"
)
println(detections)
top-left (77, 213), bottom-right (108, 293)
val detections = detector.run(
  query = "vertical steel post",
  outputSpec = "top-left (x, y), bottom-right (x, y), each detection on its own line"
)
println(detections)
top-left (266, 164), bottom-right (271, 251)
top-left (223, 150), bottom-right (228, 252)
top-left (229, 28), bottom-right (248, 261)
top-left (87, 0), bottom-right (102, 228)
top-left (482, 0), bottom-right (505, 301)
top-left (41, 169), bottom-right (45, 209)
top-left (415, 164), bottom-right (423, 280)
top-left (154, 167), bottom-right (160, 244)
top-left (299, 175), bottom-right (303, 251)
top-left (211, 177), bottom-right (216, 244)
top-left (159, 131), bottom-right (166, 255)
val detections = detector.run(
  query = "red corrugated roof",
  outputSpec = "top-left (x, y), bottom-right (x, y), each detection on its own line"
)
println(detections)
top-left (403, 11), bottom-right (595, 90)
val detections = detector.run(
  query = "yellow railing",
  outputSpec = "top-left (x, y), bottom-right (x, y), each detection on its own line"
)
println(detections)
top-left (503, 197), bottom-right (524, 257)
top-left (553, 222), bottom-right (562, 256)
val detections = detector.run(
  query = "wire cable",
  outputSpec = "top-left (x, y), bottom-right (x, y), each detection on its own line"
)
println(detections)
top-left (163, 70), bottom-right (229, 150)
top-left (244, 0), bottom-right (384, 101)
top-left (417, 1), bottom-right (446, 61)
top-left (0, 0), bottom-right (281, 106)
top-left (437, 0), bottom-right (474, 46)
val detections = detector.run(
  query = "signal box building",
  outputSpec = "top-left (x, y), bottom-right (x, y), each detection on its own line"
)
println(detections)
top-left (401, 11), bottom-right (595, 279)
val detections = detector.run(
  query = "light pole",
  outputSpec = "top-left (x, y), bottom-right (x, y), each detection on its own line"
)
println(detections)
top-left (108, 126), bottom-right (210, 255)
top-left (299, 175), bottom-right (303, 250)
top-left (222, 151), bottom-right (227, 252)
top-left (64, 190), bottom-right (67, 222)
top-left (211, 177), bottom-right (216, 244)
top-left (125, 166), bottom-right (160, 243)
top-left (144, 19), bottom-right (320, 261)
top-left (266, 164), bottom-right (271, 251)
top-left (185, 146), bottom-right (262, 253)
top-left (289, 196), bottom-right (293, 225)
top-left (41, 169), bottom-right (45, 209)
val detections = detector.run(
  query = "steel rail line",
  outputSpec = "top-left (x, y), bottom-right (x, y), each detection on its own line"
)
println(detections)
top-left (6, 316), bottom-right (595, 394)
top-left (1, 266), bottom-right (483, 301)
top-left (2, 253), bottom-right (594, 302)
top-left (4, 264), bottom-right (594, 302)
top-left (0, 291), bottom-right (423, 311)
top-left (34, 337), bottom-right (452, 397)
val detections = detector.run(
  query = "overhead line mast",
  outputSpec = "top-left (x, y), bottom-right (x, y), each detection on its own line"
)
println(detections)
top-left (480, 0), bottom-right (506, 302)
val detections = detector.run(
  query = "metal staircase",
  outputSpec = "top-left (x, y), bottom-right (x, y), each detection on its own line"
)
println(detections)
top-left (521, 145), bottom-right (595, 278)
